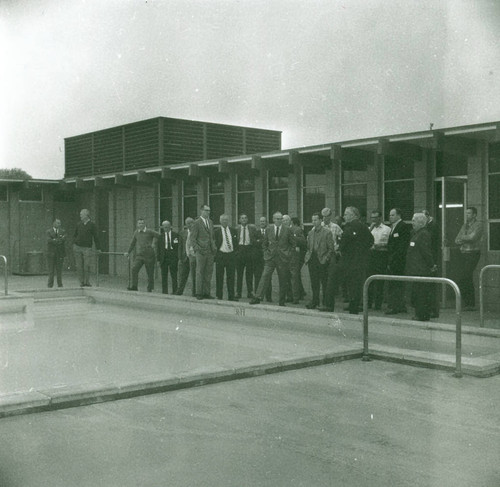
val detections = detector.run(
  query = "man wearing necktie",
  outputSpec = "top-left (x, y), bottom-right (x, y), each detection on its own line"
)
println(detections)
top-left (47, 218), bottom-right (66, 288)
top-left (126, 218), bottom-right (160, 292)
top-left (176, 217), bottom-right (196, 296)
top-left (235, 213), bottom-right (257, 299)
top-left (190, 204), bottom-right (217, 300)
top-left (250, 211), bottom-right (294, 306)
top-left (157, 220), bottom-right (179, 294)
top-left (253, 216), bottom-right (272, 302)
top-left (214, 214), bottom-right (238, 301)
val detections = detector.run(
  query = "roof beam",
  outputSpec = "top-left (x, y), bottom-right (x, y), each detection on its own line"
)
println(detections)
top-left (330, 145), bottom-right (373, 165)
top-left (75, 178), bottom-right (93, 190)
top-left (431, 133), bottom-right (478, 156)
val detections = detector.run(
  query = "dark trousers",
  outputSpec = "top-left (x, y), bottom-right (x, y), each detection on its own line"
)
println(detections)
top-left (47, 253), bottom-right (64, 287)
top-left (131, 253), bottom-right (155, 291)
top-left (325, 259), bottom-right (367, 313)
top-left (308, 253), bottom-right (328, 307)
top-left (457, 251), bottom-right (480, 307)
top-left (411, 282), bottom-right (432, 320)
top-left (160, 255), bottom-right (178, 294)
top-left (195, 252), bottom-right (214, 297)
top-left (236, 246), bottom-right (254, 297)
top-left (286, 255), bottom-right (302, 301)
top-left (256, 258), bottom-right (288, 305)
top-left (216, 252), bottom-right (236, 300)
top-left (368, 250), bottom-right (388, 309)
top-left (254, 255), bottom-right (272, 301)
top-left (177, 259), bottom-right (190, 294)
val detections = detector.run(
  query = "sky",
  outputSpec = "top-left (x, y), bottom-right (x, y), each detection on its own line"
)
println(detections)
top-left (1, 0), bottom-right (500, 179)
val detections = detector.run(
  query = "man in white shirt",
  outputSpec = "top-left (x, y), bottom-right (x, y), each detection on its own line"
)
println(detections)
top-left (214, 214), bottom-right (238, 301)
top-left (368, 210), bottom-right (391, 310)
top-left (321, 207), bottom-right (343, 253)
top-left (176, 217), bottom-right (196, 296)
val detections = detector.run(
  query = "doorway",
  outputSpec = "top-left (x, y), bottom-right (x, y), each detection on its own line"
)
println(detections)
top-left (434, 177), bottom-right (467, 304)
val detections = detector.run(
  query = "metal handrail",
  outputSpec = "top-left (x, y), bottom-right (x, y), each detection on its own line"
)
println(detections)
top-left (0, 255), bottom-right (7, 295)
top-left (479, 265), bottom-right (500, 328)
top-left (96, 251), bottom-right (129, 287)
top-left (363, 275), bottom-right (463, 378)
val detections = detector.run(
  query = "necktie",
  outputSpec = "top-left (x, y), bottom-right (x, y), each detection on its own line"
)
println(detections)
top-left (225, 227), bottom-right (232, 251)
top-left (166, 232), bottom-right (171, 250)
top-left (205, 219), bottom-right (209, 231)
top-left (276, 226), bottom-right (280, 240)
top-left (243, 225), bottom-right (247, 245)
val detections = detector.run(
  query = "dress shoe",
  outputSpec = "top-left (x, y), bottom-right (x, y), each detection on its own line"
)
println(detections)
top-left (463, 306), bottom-right (476, 311)
top-left (318, 306), bottom-right (334, 312)
top-left (175, 291), bottom-right (183, 296)
top-left (249, 298), bottom-right (261, 305)
top-left (235, 294), bottom-right (242, 299)
top-left (147, 289), bottom-right (152, 293)
top-left (203, 295), bottom-right (215, 299)
top-left (228, 297), bottom-right (239, 302)
top-left (412, 316), bottom-right (430, 322)
top-left (279, 302), bottom-right (286, 307)
top-left (430, 312), bottom-right (439, 318)
top-left (292, 300), bottom-right (300, 305)
top-left (247, 293), bottom-right (254, 299)
top-left (84, 283), bottom-right (92, 287)
top-left (196, 295), bottom-right (204, 300)
top-left (265, 299), bottom-right (273, 303)
top-left (306, 303), bottom-right (318, 310)
top-left (385, 308), bottom-right (406, 315)
top-left (127, 287), bottom-right (138, 291)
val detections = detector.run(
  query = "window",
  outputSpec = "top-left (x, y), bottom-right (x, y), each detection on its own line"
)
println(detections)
top-left (302, 166), bottom-right (326, 226)
top-left (488, 142), bottom-right (500, 250)
top-left (268, 167), bottom-right (288, 221)
top-left (209, 173), bottom-right (225, 224)
top-left (341, 161), bottom-right (367, 220)
top-left (159, 180), bottom-right (173, 224)
top-left (19, 186), bottom-right (43, 202)
top-left (435, 151), bottom-right (468, 177)
top-left (237, 175), bottom-right (255, 223)
top-left (183, 180), bottom-right (198, 222)
top-left (384, 155), bottom-right (414, 221)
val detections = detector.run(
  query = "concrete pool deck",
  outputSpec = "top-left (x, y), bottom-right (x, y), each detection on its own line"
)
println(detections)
top-left (1, 273), bottom-right (500, 417)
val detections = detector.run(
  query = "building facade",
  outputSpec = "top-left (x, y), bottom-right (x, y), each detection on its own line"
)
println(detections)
top-left (1, 118), bottom-right (499, 309)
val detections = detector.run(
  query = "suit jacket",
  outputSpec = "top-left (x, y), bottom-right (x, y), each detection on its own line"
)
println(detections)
top-left (214, 226), bottom-right (238, 261)
top-left (262, 224), bottom-right (295, 262)
top-left (234, 224), bottom-right (258, 252)
top-left (289, 225), bottom-right (306, 263)
top-left (47, 227), bottom-right (66, 257)
top-left (157, 230), bottom-right (179, 263)
top-left (190, 217), bottom-right (217, 255)
top-left (178, 229), bottom-right (191, 263)
top-left (387, 220), bottom-right (411, 273)
top-left (304, 226), bottom-right (334, 265)
top-left (339, 219), bottom-right (374, 265)
top-left (405, 228), bottom-right (434, 276)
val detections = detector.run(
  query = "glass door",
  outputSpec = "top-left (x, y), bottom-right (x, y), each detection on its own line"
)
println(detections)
top-left (435, 177), bottom-right (467, 304)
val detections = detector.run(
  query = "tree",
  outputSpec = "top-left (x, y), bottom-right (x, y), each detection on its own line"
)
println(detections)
top-left (0, 168), bottom-right (33, 180)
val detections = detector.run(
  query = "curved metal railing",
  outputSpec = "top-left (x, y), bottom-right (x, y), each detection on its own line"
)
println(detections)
top-left (0, 255), bottom-right (7, 295)
top-left (479, 265), bottom-right (500, 328)
top-left (363, 274), bottom-right (463, 378)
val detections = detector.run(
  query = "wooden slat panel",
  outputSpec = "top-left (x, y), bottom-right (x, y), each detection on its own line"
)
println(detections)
top-left (65, 135), bottom-right (92, 177)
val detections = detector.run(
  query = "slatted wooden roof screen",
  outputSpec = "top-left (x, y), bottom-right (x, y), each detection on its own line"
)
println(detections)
top-left (64, 117), bottom-right (281, 177)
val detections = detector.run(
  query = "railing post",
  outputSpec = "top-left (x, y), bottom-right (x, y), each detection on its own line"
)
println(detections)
top-left (0, 255), bottom-right (7, 295)
top-left (479, 265), bottom-right (500, 328)
top-left (362, 275), bottom-right (463, 377)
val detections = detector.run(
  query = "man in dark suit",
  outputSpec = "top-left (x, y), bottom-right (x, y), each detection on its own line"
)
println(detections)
top-left (126, 218), bottom-right (160, 292)
top-left (422, 209), bottom-right (440, 317)
top-left (176, 217), bottom-right (196, 296)
top-left (250, 211), bottom-right (295, 306)
top-left (157, 220), bottom-right (179, 294)
top-left (283, 214), bottom-right (306, 304)
top-left (214, 214), bottom-right (239, 301)
top-left (47, 218), bottom-right (66, 288)
top-left (235, 213), bottom-right (258, 299)
top-left (406, 213), bottom-right (437, 321)
top-left (304, 213), bottom-right (334, 309)
top-left (190, 204), bottom-right (217, 300)
top-left (385, 207), bottom-right (412, 314)
top-left (253, 216), bottom-right (272, 302)
top-left (321, 206), bottom-right (374, 314)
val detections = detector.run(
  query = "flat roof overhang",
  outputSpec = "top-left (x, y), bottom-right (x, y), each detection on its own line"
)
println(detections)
top-left (62, 121), bottom-right (500, 185)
